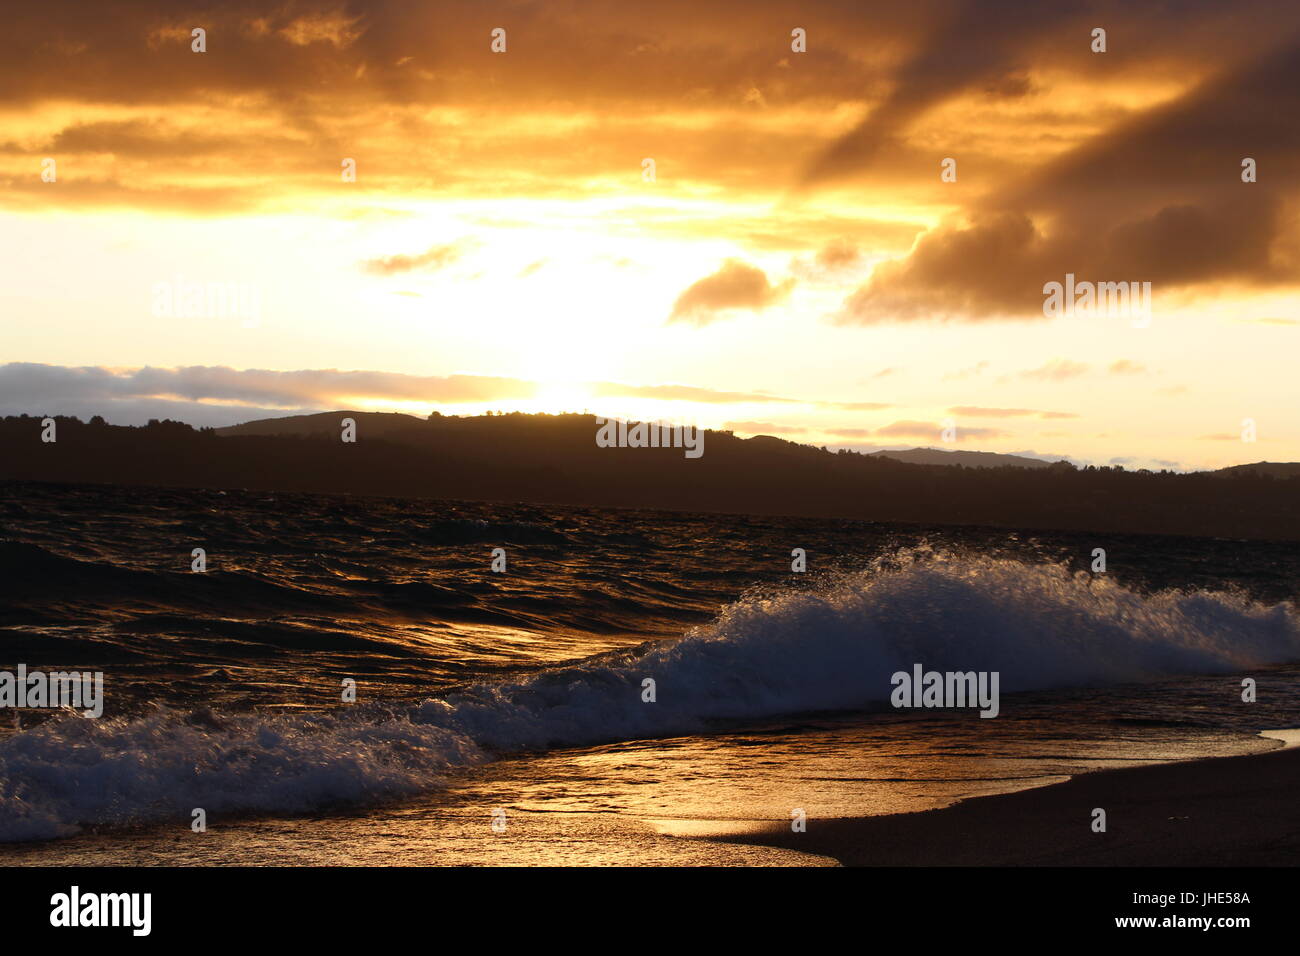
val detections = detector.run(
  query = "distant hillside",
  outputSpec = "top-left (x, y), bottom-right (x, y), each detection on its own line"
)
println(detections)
top-left (1212, 461), bottom-right (1300, 478)
top-left (868, 447), bottom-right (1057, 469)
top-left (217, 410), bottom-right (422, 440)
top-left (225, 419), bottom-right (1062, 470)
top-left (5, 411), bottom-right (1300, 540)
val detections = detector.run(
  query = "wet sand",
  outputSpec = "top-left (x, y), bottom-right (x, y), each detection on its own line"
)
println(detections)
top-left (721, 745), bottom-right (1300, 866)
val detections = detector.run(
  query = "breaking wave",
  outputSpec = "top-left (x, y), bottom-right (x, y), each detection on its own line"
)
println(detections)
top-left (2, 552), bottom-right (1296, 841)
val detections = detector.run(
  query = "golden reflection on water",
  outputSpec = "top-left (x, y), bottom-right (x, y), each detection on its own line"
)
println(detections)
top-left (4, 715), bottom-right (1279, 866)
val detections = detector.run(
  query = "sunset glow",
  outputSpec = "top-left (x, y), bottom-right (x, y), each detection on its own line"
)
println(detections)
top-left (2, 1), bottom-right (1298, 469)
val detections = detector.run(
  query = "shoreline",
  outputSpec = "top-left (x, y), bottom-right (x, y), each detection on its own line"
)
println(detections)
top-left (715, 737), bottom-right (1300, 866)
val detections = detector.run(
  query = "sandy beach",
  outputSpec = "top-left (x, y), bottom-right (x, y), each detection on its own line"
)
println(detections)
top-left (722, 744), bottom-right (1300, 866)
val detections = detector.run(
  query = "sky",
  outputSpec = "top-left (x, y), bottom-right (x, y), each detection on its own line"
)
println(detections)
top-left (1, 0), bottom-right (1298, 471)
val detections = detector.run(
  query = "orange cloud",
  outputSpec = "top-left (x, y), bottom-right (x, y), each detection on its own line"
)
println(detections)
top-left (669, 259), bottom-right (794, 325)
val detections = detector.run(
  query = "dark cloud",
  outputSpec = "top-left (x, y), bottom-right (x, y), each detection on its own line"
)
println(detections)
top-left (0, 1), bottom-right (901, 126)
top-left (0, 397), bottom-right (325, 429)
top-left (835, 32), bottom-right (1300, 322)
top-left (799, 0), bottom-right (1081, 189)
top-left (0, 2), bottom-right (900, 212)
top-left (0, 364), bottom-right (879, 417)
top-left (0, 363), bottom-right (539, 409)
top-left (837, 211), bottom-right (1047, 321)
top-left (0, 119), bottom-right (283, 158)
top-left (799, 0), bottom-right (1300, 189)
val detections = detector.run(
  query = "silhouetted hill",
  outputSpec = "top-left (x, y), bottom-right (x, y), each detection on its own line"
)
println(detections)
top-left (4, 412), bottom-right (1299, 540)
top-left (218, 410), bottom-right (421, 440)
top-left (1211, 461), bottom-right (1300, 478)
top-left (220, 417), bottom-right (1061, 469)
top-left (868, 447), bottom-right (1056, 469)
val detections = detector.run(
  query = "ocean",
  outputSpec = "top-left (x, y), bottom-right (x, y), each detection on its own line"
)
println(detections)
top-left (2, 480), bottom-right (1298, 865)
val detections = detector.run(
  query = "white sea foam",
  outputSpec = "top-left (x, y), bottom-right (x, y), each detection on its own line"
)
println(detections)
top-left (2, 553), bottom-right (1296, 841)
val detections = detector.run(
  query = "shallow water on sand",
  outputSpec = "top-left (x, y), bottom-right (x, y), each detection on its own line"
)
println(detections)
top-left (6, 678), bottom-right (1295, 865)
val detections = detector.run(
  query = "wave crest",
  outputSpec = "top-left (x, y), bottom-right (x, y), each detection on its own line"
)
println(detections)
top-left (2, 551), bottom-right (1296, 841)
